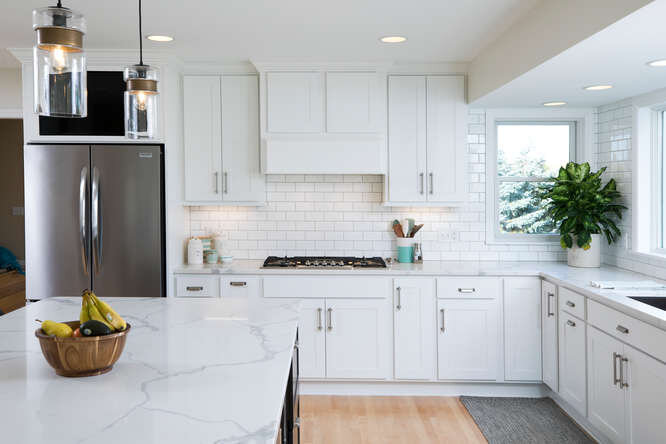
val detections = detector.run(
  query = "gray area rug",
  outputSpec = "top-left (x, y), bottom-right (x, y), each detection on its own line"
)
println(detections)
top-left (460, 397), bottom-right (595, 444)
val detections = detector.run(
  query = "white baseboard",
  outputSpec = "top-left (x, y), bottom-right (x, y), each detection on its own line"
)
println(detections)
top-left (300, 380), bottom-right (547, 397)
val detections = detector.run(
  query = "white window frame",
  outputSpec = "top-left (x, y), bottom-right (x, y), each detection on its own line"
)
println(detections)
top-left (485, 108), bottom-right (594, 245)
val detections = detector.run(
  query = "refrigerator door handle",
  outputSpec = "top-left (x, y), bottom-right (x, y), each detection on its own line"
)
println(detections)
top-left (79, 167), bottom-right (89, 276)
top-left (92, 167), bottom-right (103, 274)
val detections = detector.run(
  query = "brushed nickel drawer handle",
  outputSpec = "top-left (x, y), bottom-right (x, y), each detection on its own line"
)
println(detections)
top-left (567, 320), bottom-right (576, 327)
top-left (458, 288), bottom-right (475, 293)
top-left (620, 356), bottom-right (629, 388)
top-left (566, 301), bottom-right (575, 308)
top-left (616, 325), bottom-right (629, 334)
top-left (440, 308), bottom-right (445, 332)
top-left (229, 281), bottom-right (247, 287)
top-left (186, 286), bottom-right (204, 291)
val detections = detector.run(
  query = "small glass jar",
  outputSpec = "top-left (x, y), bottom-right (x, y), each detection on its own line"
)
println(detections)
top-left (124, 64), bottom-right (159, 139)
top-left (32, 6), bottom-right (87, 117)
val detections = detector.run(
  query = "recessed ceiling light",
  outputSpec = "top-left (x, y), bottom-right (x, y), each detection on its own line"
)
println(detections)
top-left (647, 59), bottom-right (666, 67)
top-left (543, 101), bottom-right (567, 107)
top-left (146, 35), bottom-right (174, 42)
top-left (584, 84), bottom-right (613, 91)
top-left (380, 36), bottom-right (407, 43)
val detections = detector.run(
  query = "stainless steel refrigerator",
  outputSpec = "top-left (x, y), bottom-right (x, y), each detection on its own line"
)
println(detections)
top-left (24, 144), bottom-right (165, 300)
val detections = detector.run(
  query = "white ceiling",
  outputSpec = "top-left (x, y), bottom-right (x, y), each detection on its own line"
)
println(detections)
top-left (0, 0), bottom-right (539, 66)
top-left (473, 0), bottom-right (666, 107)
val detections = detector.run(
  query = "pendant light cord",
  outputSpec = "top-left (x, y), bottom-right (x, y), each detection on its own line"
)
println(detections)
top-left (56, 0), bottom-right (62, 7)
top-left (138, 0), bottom-right (144, 66)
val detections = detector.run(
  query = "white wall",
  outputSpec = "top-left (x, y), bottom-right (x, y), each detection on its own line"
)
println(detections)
top-left (188, 109), bottom-right (566, 262)
top-left (0, 68), bottom-right (22, 113)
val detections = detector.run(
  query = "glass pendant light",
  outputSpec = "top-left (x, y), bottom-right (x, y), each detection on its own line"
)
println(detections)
top-left (124, 0), bottom-right (158, 139)
top-left (32, 0), bottom-right (87, 117)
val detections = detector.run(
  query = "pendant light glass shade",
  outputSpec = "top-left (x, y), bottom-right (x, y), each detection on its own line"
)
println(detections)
top-left (124, 64), bottom-right (158, 139)
top-left (32, 4), bottom-right (87, 117)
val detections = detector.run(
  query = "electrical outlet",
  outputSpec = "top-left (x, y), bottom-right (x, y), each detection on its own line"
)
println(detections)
top-left (11, 206), bottom-right (24, 216)
top-left (438, 231), bottom-right (458, 241)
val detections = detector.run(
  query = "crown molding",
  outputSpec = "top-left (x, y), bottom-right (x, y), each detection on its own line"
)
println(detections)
top-left (9, 48), bottom-right (176, 67)
top-left (251, 60), bottom-right (394, 72)
top-left (183, 61), bottom-right (257, 75)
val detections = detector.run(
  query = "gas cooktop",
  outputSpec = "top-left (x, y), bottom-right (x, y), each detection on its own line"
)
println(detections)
top-left (262, 256), bottom-right (387, 269)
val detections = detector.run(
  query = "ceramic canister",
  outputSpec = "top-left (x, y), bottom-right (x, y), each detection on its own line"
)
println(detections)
top-left (187, 237), bottom-right (204, 265)
top-left (396, 237), bottom-right (415, 263)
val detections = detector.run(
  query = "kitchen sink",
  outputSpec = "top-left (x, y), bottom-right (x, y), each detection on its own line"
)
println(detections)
top-left (628, 296), bottom-right (666, 311)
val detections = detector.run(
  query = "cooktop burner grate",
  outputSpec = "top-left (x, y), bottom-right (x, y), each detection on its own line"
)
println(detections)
top-left (262, 256), bottom-right (387, 269)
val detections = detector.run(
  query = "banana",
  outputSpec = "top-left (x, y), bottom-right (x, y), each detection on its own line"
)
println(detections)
top-left (80, 290), bottom-right (91, 324)
top-left (86, 294), bottom-right (115, 331)
top-left (89, 292), bottom-right (126, 331)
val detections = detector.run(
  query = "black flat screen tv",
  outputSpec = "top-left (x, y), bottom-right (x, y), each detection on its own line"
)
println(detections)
top-left (39, 71), bottom-right (126, 136)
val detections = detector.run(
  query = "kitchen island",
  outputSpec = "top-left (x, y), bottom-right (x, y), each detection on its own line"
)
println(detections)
top-left (0, 297), bottom-right (300, 444)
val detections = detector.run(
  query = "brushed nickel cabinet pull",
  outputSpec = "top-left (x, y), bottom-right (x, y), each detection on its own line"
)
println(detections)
top-left (419, 173), bottom-right (424, 195)
top-left (613, 352), bottom-right (621, 386)
top-left (440, 308), bottom-right (445, 332)
top-left (429, 172), bottom-right (434, 194)
top-left (327, 308), bottom-right (333, 331)
top-left (186, 286), bottom-right (204, 291)
top-left (566, 301), bottom-right (575, 308)
top-left (620, 356), bottom-right (629, 388)
top-left (396, 286), bottom-right (402, 311)
top-left (547, 292), bottom-right (555, 317)
top-left (224, 171), bottom-right (228, 194)
top-left (458, 288), bottom-right (475, 293)
top-left (316, 308), bottom-right (323, 331)
top-left (616, 325), bottom-right (629, 334)
top-left (229, 281), bottom-right (247, 287)
top-left (567, 319), bottom-right (576, 327)
top-left (214, 171), bottom-right (219, 194)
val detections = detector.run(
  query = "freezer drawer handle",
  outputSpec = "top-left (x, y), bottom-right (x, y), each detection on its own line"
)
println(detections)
top-left (186, 286), bottom-right (204, 291)
top-left (229, 281), bottom-right (247, 287)
top-left (616, 325), bottom-right (629, 334)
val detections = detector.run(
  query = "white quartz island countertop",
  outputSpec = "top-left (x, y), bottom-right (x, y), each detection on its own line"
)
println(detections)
top-left (0, 297), bottom-right (300, 444)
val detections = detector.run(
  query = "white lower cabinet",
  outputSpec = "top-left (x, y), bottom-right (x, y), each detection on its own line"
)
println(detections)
top-left (587, 326), bottom-right (626, 443)
top-left (558, 311), bottom-right (587, 416)
top-left (625, 345), bottom-right (666, 444)
top-left (325, 298), bottom-right (391, 379)
top-left (541, 280), bottom-right (558, 392)
top-left (393, 279), bottom-right (436, 380)
top-left (437, 299), bottom-right (499, 380)
top-left (298, 299), bottom-right (327, 379)
top-left (504, 277), bottom-right (542, 381)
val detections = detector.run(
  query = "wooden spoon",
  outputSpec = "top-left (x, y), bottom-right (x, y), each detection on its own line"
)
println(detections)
top-left (409, 224), bottom-right (424, 238)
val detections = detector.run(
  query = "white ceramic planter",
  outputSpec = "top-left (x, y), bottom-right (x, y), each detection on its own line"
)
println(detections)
top-left (567, 233), bottom-right (601, 268)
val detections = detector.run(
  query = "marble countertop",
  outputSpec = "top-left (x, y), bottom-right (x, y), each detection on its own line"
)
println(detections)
top-left (175, 260), bottom-right (666, 331)
top-left (0, 297), bottom-right (300, 444)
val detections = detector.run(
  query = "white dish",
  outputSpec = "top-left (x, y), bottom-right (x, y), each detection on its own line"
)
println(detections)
top-left (220, 256), bottom-right (234, 264)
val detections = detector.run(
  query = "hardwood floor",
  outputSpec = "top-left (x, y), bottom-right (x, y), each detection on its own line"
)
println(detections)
top-left (300, 396), bottom-right (487, 444)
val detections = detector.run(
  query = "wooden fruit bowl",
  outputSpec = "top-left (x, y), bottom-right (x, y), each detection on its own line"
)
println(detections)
top-left (35, 321), bottom-right (131, 377)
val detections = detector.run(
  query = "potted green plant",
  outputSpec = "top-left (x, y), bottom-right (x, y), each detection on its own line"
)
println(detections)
top-left (536, 162), bottom-right (626, 268)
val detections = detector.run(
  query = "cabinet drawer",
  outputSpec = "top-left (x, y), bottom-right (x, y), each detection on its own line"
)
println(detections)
top-left (559, 287), bottom-right (585, 320)
top-left (437, 277), bottom-right (500, 299)
top-left (588, 299), bottom-right (666, 363)
top-left (176, 275), bottom-right (219, 298)
top-left (263, 276), bottom-right (390, 299)
top-left (220, 277), bottom-right (262, 298)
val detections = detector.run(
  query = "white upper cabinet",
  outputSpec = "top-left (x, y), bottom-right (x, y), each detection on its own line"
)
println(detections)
top-left (220, 75), bottom-right (264, 202)
top-left (326, 72), bottom-right (380, 133)
top-left (184, 76), bottom-right (222, 202)
top-left (504, 277), bottom-right (542, 381)
top-left (387, 74), bottom-right (467, 205)
top-left (387, 76), bottom-right (427, 203)
top-left (183, 74), bottom-right (265, 204)
top-left (266, 72), bottom-right (323, 133)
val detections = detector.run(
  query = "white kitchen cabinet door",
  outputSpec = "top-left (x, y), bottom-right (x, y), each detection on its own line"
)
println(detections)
top-left (326, 72), bottom-right (379, 133)
top-left (558, 312), bottom-right (587, 416)
top-left (387, 75), bottom-right (427, 203)
top-left (298, 299), bottom-right (327, 379)
top-left (325, 298), bottom-right (391, 379)
top-left (266, 72), bottom-right (323, 133)
top-left (504, 277), bottom-right (542, 381)
top-left (625, 345), bottom-right (666, 444)
top-left (541, 280), bottom-right (558, 392)
top-left (393, 278), bottom-right (436, 380)
top-left (220, 75), bottom-right (265, 202)
top-left (437, 299), bottom-right (499, 380)
top-left (587, 326), bottom-right (626, 444)
top-left (425, 75), bottom-right (466, 202)
top-left (184, 76), bottom-right (222, 201)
